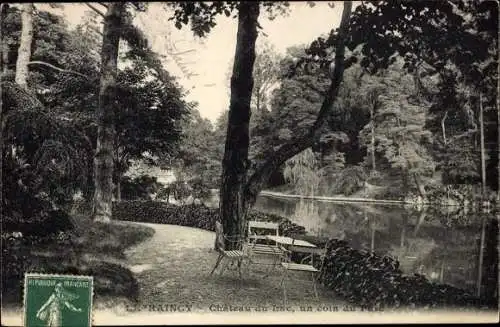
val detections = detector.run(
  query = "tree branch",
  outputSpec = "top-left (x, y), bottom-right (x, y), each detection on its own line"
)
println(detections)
top-left (88, 24), bottom-right (103, 36)
top-left (119, 20), bottom-right (185, 109)
top-left (448, 129), bottom-right (478, 144)
top-left (27, 61), bottom-right (89, 79)
top-left (441, 110), bottom-right (448, 144)
top-left (85, 3), bottom-right (105, 18)
top-left (244, 1), bottom-right (353, 204)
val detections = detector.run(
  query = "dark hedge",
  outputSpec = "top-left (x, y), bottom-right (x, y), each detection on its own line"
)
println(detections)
top-left (112, 201), bottom-right (496, 310)
top-left (112, 201), bottom-right (306, 236)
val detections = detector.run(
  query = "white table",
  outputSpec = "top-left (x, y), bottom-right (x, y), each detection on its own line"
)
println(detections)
top-left (265, 235), bottom-right (317, 248)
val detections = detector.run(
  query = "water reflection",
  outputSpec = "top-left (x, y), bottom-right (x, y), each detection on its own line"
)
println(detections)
top-left (254, 195), bottom-right (498, 298)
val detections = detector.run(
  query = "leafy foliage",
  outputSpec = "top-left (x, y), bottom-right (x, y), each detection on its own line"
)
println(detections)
top-left (120, 175), bottom-right (163, 201)
top-left (289, 1), bottom-right (498, 196)
top-left (175, 109), bottom-right (222, 190)
top-left (2, 81), bottom-right (91, 232)
top-left (167, 2), bottom-right (291, 37)
top-left (356, 59), bottom-right (436, 193)
top-left (331, 165), bottom-right (368, 196)
top-left (113, 55), bottom-right (189, 175)
top-left (283, 148), bottom-right (323, 196)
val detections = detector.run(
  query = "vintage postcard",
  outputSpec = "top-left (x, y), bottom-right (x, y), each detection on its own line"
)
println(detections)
top-left (1, 1), bottom-right (498, 326)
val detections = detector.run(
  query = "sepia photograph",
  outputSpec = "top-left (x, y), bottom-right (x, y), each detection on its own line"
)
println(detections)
top-left (1, 1), bottom-right (499, 325)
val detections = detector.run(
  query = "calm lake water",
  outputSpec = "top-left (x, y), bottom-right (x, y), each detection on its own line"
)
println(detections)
top-left (254, 195), bottom-right (499, 298)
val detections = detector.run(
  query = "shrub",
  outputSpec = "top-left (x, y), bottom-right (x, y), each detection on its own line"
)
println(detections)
top-left (2, 154), bottom-right (76, 236)
top-left (373, 187), bottom-right (406, 201)
top-left (331, 165), bottom-right (368, 196)
top-left (2, 208), bottom-right (75, 237)
top-left (169, 180), bottom-right (192, 203)
top-left (319, 240), bottom-right (492, 309)
top-left (188, 177), bottom-right (212, 203)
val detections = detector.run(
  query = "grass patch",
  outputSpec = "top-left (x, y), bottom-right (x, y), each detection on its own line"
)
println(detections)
top-left (70, 214), bottom-right (155, 259)
top-left (1, 214), bottom-right (155, 308)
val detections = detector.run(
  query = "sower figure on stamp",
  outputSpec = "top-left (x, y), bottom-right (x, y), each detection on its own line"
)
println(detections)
top-left (36, 283), bottom-right (82, 327)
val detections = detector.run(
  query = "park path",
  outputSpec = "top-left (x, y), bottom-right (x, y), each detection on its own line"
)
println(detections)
top-left (121, 222), bottom-right (346, 313)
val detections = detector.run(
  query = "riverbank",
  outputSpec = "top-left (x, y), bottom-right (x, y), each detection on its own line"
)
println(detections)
top-left (260, 190), bottom-right (408, 205)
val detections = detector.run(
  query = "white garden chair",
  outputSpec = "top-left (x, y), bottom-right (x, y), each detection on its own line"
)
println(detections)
top-left (245, 221), bottom-right (285, 272)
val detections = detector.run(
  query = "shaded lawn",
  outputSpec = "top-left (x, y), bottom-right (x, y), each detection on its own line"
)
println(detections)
top-left (1, 215), bottom-right (155, 310)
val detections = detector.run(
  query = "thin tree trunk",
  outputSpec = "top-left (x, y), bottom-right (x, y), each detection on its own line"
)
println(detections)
top-left (370, 223), bottom-right (375, 253)
top-left (370, 108), bottom-right (376, 172)
top-left (114, 170), bottom-right (121, 201)
top-left (220, 1), bottom-right (260, 250)
top-left (479, 93), bottom-right (486, 197)
top-left (413, 207), bottom-right (427, 237)
top-left (92, 3), bottom-right (124, 222)
top-left (413, 173), bottom-right (426, 198)
top-left (476, 215), bottom-right (486, 297)
top-left (441, 111), bottom-right (448, 144)
top-left (14, 3), bottom-right (34, 89)
top-left (244, 2), bottom-right (353, 205)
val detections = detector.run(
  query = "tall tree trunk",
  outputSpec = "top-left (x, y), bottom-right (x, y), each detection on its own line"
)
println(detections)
top-left (220, 2), bottom-right (260, 250)
top-left (498, 0), bottom-right (500, 203)
top-left (0, 4), bottom-right (6, 200)
top-left (1, 4), bottom-right (9, 75)
top-left (14, 3), bottom-right (34, 89)
top-left (92, 3), bottom-right (124, 222)
top-left (244, 2), bottom-right (353, 205)
top-left (498, 98), bottom-right (500, 201)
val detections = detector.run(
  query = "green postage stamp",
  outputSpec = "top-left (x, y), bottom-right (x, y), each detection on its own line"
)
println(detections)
top-left (24, 273), bottom-right (94, 327)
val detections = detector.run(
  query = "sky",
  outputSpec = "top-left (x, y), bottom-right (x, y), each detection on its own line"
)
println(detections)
top-left (47, 2), bottom-right (346, 123)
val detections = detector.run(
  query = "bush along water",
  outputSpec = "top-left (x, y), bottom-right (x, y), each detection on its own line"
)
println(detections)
top-left (113, 201), bottom-right (496, 310)
top-left (318, 240), bottom-right (494, 310)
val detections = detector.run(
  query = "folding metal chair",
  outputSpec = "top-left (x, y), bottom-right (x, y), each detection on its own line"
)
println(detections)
top-left (210, 221), bottom-right (249, 278)
top-left (279, 240), bottom-right (328, 305)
